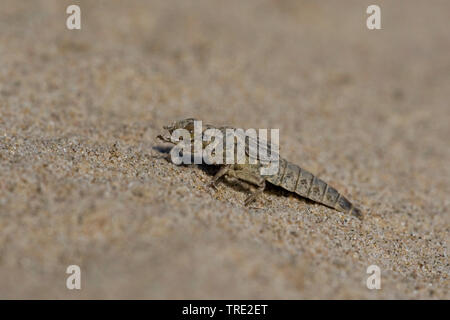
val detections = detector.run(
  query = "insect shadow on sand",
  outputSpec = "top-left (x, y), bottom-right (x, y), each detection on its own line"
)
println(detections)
top-left (152, 145), bottom-right (172, 154)
top-left (152, 144), bottom-right (316, 207)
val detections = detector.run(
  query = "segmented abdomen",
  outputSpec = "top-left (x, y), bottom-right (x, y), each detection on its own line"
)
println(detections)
top-left (266, 159), bottom-right (362, 218)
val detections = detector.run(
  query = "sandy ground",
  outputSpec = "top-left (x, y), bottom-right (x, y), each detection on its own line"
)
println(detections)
top-left (0, 0), bottom-right (448, 299)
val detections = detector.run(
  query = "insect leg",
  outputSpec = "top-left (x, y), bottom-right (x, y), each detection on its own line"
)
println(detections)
top-left (228, 169), bottom-right (266, 206)
top-left (224, 175), bottom-right (252, 189)
top-left (244, 181), bottom-right (266, 206)
top-left (208, 165), bottom-right (231, 189)
top-left (156, 133), bottom-right (174, 144)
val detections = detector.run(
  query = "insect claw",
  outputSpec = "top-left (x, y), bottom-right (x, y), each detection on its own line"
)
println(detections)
top-left (244, 194), bottom-right (256, 206)
top-left (207, 181), bottom-right (218, 191)
top-left (157, 134), bottom-right (172, 143)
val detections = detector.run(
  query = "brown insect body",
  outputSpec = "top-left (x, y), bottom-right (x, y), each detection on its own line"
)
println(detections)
top-left (158, 118), bottom-right (363, 219)
top-left (266, 158), bottom-right (362, 218)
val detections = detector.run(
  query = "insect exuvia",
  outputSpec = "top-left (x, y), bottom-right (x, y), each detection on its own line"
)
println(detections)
top-left (157, 118), bottom-right (363, 219)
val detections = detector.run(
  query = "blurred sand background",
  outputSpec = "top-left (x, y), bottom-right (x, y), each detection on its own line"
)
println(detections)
top-left (0, 0), bottom-right (448, 299)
